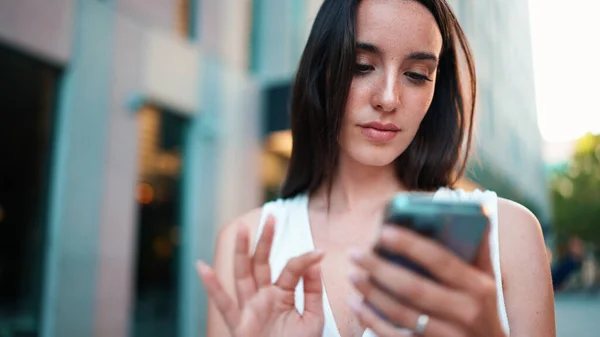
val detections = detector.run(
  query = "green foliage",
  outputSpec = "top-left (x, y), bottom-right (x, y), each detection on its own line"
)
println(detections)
top-left (550, 133), bottom-right (600, 246)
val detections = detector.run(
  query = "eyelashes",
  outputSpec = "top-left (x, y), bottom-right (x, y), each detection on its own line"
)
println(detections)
top-left (355, 63), bottom-right (374, 74)
top-left (354, 64), bottom-right (433, 85)
top-left (405, 71), bottom-right (433, 84)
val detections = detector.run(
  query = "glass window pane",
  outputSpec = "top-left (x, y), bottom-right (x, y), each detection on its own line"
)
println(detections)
top-left (0, 44), bottom-right (60, 336)
top-left (132, 106), bottom-right (187, 337)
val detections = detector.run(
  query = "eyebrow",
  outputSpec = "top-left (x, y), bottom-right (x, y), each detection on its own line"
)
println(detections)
top-left (356, 41), bottom-right (438, 62)
top-left (407, 51), bottom-right (438, 62)
top-left (356, 41), bottom-right (381, 54)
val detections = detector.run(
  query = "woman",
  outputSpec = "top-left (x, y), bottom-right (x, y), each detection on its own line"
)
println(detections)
top-left (198, 0), bottom-right (556, 336)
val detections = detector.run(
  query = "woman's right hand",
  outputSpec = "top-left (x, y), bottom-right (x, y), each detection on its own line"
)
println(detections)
top-left (197, 215), bottom-right (326, 337)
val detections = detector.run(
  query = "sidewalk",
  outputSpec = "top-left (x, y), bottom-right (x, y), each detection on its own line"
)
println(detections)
top-left (555, 292), bottom-right (600, 337)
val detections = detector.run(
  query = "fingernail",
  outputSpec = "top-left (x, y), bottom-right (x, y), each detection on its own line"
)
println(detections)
top-left (313, 248), bottom-right (325, 256)
top-left (380, 226), bottom-right (397, 243)
top-left (346, 298), bottom-right (362, 313)
top-left (195, 260), bottom-right (209, 274)
top-left (349, 249), bottom-right (363, 262)
top-left (349, 272), bottom-right (361, 284)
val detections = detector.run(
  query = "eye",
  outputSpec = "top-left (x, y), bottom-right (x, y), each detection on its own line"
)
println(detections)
top-left (405, 72), bottom-right (433, 84)
top-left (355, 63), bottom-right (374, 74)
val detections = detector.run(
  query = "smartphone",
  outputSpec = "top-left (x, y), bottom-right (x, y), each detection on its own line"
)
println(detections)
top-left (375, 192), bottom-right (490, 281)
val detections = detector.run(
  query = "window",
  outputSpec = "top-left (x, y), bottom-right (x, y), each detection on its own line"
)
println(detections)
top-left (263, 82), bottom-right (293, 136)
top-left (131, 106), bottom-right (188, 337)
top-left (0, 44), bottom-right (61, 336)
top-left (261, 81), bottom-right (293, 201)
top-left (176, 0), bottom-right (198, 40)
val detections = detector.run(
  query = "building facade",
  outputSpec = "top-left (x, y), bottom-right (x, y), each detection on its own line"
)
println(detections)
top-left (0, 1), bottom-right (549, 337)
top-left (448, 0), bottom-right (550, 225)
top-left (0, 1), bottom-right (262, 336)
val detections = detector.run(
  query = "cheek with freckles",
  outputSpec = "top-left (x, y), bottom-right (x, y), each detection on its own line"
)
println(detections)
top-left (338, 81), bottom-right (434, 167)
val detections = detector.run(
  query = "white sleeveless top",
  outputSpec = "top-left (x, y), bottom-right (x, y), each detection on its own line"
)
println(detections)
top-left (255, 188), bottom-right (510, 337)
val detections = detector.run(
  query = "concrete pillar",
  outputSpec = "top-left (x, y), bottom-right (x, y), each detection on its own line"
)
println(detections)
top-left (41, 1), bottom-right (116, 336)
top-left (176, 3), bottom-right (263, 337)
top-left (251, 0), bottom-right (297, 81)
top-left (200, 0), bottom-right (252, 70)
top-left (93, 12), bottom-right (145, 337)
top-left (178, 53), bottom-right (221, 337)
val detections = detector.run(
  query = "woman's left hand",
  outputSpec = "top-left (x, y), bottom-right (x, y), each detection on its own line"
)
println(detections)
top-left (348, 225), bottom-right (507, 337)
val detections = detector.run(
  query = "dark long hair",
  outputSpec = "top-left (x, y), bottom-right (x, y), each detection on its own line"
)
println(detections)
top-left (281, 0), bottom-right (477, 198)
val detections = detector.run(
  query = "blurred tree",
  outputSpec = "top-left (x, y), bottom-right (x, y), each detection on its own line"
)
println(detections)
top-left (550, 133), bottom-right (600, 247)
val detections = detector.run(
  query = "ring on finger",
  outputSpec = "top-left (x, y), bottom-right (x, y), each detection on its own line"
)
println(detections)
top-left (413, 314), bottom-right (429, 335)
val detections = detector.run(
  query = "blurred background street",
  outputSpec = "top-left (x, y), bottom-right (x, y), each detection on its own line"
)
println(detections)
top-left (555, 293), bottom-right (600, 337)
top-left (0, 0), bottom-right (599, 336)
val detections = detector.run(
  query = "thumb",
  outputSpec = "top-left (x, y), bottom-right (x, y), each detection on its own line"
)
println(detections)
top-left (302, 262), bottom-right (324, 318)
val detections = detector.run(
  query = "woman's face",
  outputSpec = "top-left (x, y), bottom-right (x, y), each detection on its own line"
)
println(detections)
top-left (339, 0), bottom-right (443, 167)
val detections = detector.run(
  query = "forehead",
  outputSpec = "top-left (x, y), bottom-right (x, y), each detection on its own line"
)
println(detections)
top-left (355, 0), bottom-right (443, 56)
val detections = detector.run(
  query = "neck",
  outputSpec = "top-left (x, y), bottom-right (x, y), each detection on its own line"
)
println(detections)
top-left (315, 152), bottom-right (406, 213)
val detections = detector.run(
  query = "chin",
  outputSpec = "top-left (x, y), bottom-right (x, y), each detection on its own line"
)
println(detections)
top-left (345, 146), bottom-right (403, 168)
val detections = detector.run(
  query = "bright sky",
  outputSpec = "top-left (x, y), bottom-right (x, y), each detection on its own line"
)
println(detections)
top-left (529, 0), bottom-right (600, 142)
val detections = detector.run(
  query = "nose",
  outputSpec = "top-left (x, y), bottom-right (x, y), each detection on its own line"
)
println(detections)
top-left (372, 72), bottom-right (401, 113)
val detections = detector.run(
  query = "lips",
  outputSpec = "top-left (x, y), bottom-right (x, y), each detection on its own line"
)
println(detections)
top-left (359, 122), bottom-right (400, 142)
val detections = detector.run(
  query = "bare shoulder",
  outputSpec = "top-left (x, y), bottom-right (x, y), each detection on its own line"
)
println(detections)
top-left (496, 198), bottom-right (556, 336)
top-left (496, 198), bottom-right (543, 236)
top-left (496, 197), bottom-right (548, 273)
top-left (218, 207), bottom-right (264, 236)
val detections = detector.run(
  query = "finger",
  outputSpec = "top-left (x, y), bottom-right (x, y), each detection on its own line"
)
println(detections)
top-left (474, 226), bottom-right (495, 277)
top-left (350, 250), bottom-right (472, 325)
top-left (275, 250), bottom-right (325, 291)
top-left (303, 263), bottom-right (324, 317)
top-left (347, 299), bottom-right (411, 337)
top-left (234, 224), bottom-right (257, 307)
top-left (196, 261), bottom-right (240, 330)
top-left (253, 214), bottom-right (276, 288)
top-left (350, 273), bottom-right (464, 337)
top-left (377, 225), bottom-right (488, 292)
